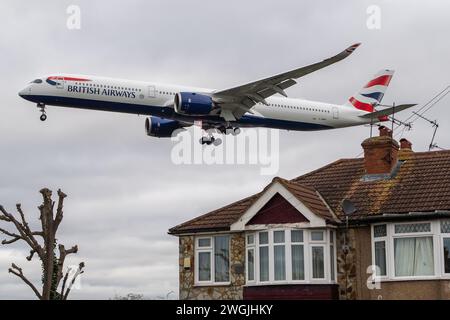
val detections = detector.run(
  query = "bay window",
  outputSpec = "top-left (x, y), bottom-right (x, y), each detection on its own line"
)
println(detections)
top-left (246, 229), bottom-right (336, 284)
top-left (195, 235), bottom-right (230, 284)
top-left (371, 220), bottom-right (450, 280)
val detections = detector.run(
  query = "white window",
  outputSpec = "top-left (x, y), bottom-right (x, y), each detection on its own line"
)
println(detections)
top-left (258, 231), bottom-right (269, 282)
top-left (195, 235), bottom-right (230, 284)
top-left (273, 231), bottom-right (286, 281)
top-left (441, 220), bottom-right (450, 274)
top-left (245, 229), bottom-right (336, 285)
top-left (246, 234), bottom-right (255, 282)
top-left (291, 230), bottom-right (305, 280)
top-left (373, 224), bottom-right (387, 276)
top-left (371, 220), bottom-right (450, 280)
top-left (330, 230), bottom-right (336, 281)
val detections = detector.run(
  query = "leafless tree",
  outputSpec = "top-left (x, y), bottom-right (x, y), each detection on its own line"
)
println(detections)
top-left (0, 188), bottom-right (84, 300)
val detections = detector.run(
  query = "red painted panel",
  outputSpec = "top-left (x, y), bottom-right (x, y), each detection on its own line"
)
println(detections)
top-left (243, 284), bottom-right (339, 300)
top-left (246, 193), bottom-right (309, 225)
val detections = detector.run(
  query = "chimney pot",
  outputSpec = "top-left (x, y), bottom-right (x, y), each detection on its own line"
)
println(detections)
top-left (399, 138), bottom-right (413, 150)
top-left (379, 125), bottom-right (393, 138)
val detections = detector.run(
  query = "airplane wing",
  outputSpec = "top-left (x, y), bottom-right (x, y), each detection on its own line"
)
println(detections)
top-left (358, 104), bottom-right (417, 119)
top-left (212, 43), bottom-right (361, 121)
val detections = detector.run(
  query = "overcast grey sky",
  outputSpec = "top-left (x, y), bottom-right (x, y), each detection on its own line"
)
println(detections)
top-left (0, 0), bottom-right (449, 299)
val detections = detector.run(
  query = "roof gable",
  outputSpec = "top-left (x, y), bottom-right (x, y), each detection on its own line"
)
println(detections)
top-left (230, 179), bottom-right (330, 231)
top-left (246, 193), bottom-right (309, 225)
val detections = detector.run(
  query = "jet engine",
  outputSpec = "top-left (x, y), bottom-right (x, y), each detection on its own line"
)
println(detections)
top-left (145, 116), bottom-right (183, 138)
top-left (174, 92), bottom-right (213, 115)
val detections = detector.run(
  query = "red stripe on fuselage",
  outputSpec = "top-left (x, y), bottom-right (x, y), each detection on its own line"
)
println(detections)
top-left (48, 76), bottom-right (91, 82)
top-left (364, 75), bottom-right (392, 88)
top-left (349, 97), bottom-right (374, 112)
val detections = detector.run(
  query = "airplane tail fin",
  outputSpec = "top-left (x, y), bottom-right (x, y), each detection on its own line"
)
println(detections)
top-left (345, 69), bottom-right (395, 112)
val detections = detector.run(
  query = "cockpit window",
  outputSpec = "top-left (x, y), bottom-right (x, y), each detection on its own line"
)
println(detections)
top-left (31, 79), bottom-right (42, 84)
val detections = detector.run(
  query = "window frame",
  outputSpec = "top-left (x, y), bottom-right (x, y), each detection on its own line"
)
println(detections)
top-left (246, 233), bottom-right (256, 283)
top-left (440, 220), bottom-right (450, 275)
top-left (371, 224), bottom-right (388, 279)
top-left (195, 235), bottom-right (231, 286)
top-left (371, 221), bottom-right (450, 281)
top-left (245, 228), bottom-right (336, 286)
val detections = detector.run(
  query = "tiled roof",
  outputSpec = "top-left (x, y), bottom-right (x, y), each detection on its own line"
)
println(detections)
top-left (169, 149), bottom-right (450, 235)
top-left (292, 150), bottom-right (450, 220)
top-left (273, 177), bottom-right (336, 222)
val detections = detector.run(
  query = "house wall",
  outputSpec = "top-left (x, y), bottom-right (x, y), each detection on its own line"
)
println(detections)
top-left (337, 226), bottom-right (380, 300)
top-left (178, 233), bottom-right (245, 300)
top-left (179, 225), bottom-right (450, 300)
top-left (337, 225), bottom-right (450, 300)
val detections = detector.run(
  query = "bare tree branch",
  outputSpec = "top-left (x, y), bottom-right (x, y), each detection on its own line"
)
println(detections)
top-left (8, 263), bottom-right (42, 300)
top-left (26, 249), bottom-right (36, 261)
top-left (0, 188), bottom-right (83, 300)
top-left (53, 189), bottom-right (66, 233)
top-left (0, 227), bottom-right (21, 239)
top-left (62, 262), bottom-right (85, 300)
top-left (0, 212), bottom-right (41, 257)
top-left (56, 244), bottom-right (78, 287)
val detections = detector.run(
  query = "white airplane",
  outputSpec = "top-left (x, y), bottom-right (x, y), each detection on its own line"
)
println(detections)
top-left (19, 43), bottom-right (415, 145)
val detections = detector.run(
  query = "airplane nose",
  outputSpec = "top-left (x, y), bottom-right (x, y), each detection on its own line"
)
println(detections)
top-left (18, 87), bottom-right (30, 98)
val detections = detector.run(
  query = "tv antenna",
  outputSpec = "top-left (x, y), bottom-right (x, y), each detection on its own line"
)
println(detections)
top-left (411, 111), bottom-right (439, 151)
top-left (369, 102), bottom-right (413, 138)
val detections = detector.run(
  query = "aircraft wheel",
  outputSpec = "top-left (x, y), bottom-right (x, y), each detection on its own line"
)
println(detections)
top-left (232, 127), bottom-right (241, 135)
top-left (213, 138), bottom-right (222, 146)
top-left (40, 114), bottom-right (47, 121)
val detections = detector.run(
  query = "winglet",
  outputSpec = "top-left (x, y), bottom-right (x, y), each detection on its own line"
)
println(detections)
top-left (345, 43), bottom-right (361, 54)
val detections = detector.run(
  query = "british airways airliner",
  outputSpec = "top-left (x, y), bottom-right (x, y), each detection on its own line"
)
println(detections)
top-left (18, 43), bottom-right (415, 145)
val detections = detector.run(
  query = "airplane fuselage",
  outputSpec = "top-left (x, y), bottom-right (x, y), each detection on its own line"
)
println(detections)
top-left (19, 74), bottom-right (372, 131)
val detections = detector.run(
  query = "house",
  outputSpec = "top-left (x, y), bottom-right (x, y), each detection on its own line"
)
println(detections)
top-left (168, 126), bottom-right (450, 300)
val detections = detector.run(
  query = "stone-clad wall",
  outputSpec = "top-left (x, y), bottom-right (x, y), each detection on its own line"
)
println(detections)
top-left (336, 228), bottom-right (358, 300)
top-left (178, 233), bottom-right (245, 300)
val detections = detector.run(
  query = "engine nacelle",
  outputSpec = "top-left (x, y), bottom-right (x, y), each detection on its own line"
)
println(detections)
top-left (174, 92), bottom-right (213, 115)
top-left (145, 117), bottom-right (183, 138)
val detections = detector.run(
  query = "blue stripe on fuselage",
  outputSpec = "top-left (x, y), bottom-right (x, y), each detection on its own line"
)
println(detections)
top-left (21, 95), bottom-right (333, 131)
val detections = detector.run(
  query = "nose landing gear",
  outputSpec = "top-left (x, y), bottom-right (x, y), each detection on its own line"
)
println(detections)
top-left (37, 103), bottom-right (47, 121)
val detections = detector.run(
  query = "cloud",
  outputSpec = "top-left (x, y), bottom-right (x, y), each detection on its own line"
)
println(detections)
top-left (0, 0), bottom-right (449, 299)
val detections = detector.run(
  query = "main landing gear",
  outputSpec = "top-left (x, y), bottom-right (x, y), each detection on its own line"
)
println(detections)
top-left (199, 134), bottom-right (222, 146)
top-left (37, 103), bottom-right (47, 121)
top-left (199, 126), bottom-right (241, 146)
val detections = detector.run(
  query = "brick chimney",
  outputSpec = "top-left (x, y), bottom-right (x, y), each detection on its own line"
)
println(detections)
top-left (361, 126), bottom-right (399, 175)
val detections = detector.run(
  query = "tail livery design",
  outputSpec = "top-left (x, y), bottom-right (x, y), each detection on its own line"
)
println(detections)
top-left (347, 69), bottom-right (395, 112)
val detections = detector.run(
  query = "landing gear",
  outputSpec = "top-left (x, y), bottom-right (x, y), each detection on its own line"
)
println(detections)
top-left (199, 125), bottom-right (240, 146)
top-left (224, 126), bottom-right (240, 135)
top-left (199, 135), bottom-right (222, 146)
top-left (37, 103), bottom-right (47, 121)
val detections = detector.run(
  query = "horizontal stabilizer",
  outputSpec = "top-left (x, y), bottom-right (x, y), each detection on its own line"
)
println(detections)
top-left (359, 104), bottom-right (417, 119)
